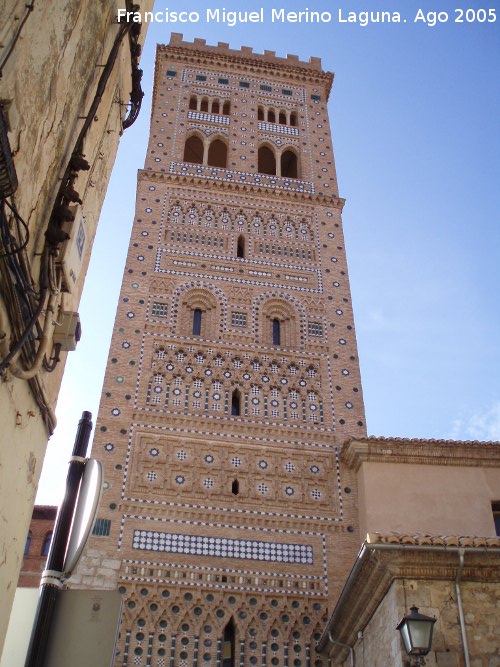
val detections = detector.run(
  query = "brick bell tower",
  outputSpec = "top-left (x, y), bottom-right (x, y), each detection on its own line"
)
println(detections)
top-left (78, 33), bottom-right (367, 667)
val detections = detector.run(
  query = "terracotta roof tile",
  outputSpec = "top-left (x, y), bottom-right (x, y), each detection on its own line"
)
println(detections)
top-left (367, 532), bottom-right (500, 548)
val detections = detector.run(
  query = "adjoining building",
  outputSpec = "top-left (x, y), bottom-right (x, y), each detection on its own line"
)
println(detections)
top-left (18, 505), bottom-right (57, 588)
top-left (0, 1), bottom-right (152, 650)
top-left (317, 437), bottom-right (500, 666)
top-left (71, 35), bottom-right (500, 667)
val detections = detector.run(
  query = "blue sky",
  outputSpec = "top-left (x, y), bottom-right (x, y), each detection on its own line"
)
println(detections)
top-left (36, 0), bottom-right (500, 503)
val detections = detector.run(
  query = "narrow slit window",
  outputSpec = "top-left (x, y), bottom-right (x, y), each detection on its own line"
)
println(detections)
top-left (273, 319), bottom-right (281, 346)
top-left (193, 309), bottom-right (202, 336)
top-left (24, 531), bottom-right (32, 556)
top-left (231, 390), bottom-right (241, 416)
top-left (237, 236), bottom-right (245, 258)
top-left (41, 532), bottom-right (52, 556)
top-left (232, 479), bottom-right (239, 496)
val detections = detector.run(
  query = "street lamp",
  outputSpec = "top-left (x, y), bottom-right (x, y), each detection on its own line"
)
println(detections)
top-left (396, 606), bottom-right (436, 666)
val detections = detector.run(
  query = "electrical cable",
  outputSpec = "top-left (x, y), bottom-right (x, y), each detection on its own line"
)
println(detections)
top-left (8, 287), bottom-right (59, 380)
top-left (0, 247), bottom-right (49, 376)
top-left (0, 5), bottom-right (144, 389)
top-left (0, 1), bottom-right (35, 78)
top-left (0, 200), bottom-right (30, 257)
top-left (0, 286), bottom-right (46, 375)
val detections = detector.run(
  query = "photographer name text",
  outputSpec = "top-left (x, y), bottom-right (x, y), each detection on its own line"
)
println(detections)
top-left (118, 7), bottom-right (497, 28)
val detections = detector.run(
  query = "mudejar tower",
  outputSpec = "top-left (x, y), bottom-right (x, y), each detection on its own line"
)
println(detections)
top-left (78, 33), bottom-right (367, 667)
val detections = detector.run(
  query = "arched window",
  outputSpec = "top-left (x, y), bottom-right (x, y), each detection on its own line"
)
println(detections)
top-left (41, 532), bottom-right (52, 557)
top-left (232, 479), bottom-right (239, 496)
top-left (222, 619), bottom-right (236, 667)
top-left (262, 299), bottom-right (298, 348)
top-left (272, 319), bottom-right (281, 346)
top-left (281, 150), bottom-right (298, 179)
top-left (181, 288), bottom-right (220, 340)
top-left (24, 531), bottom-right (32, 556)
top-left (258, 146), bottom-right (276, 175)
top-left (183, 135), bottom-right (204, 164)
top-left (268, 108), bottom-right (276, 123)
top-left (257, 106), bottom-right (265, 121)
top-left (193, 309), bottom-right (202, 336)
top-left (279, 111), bottom-right (287, 125)
top-left (237, 236), bottom-right (245, 259)
top-left (189, 95), bottom-right (197, 110)
top-left (290, 111), bottom-right (297, 127)
top-left (207, 139), bottom-right (227, 168)
top-left (231, 390), bottom-right (241, 416)
top-left (212, 99), bottom-right (220, 114)
top-left (222, 101), bottom-right (230, 115)
top-left (200, 97), bottom-right (209, 112)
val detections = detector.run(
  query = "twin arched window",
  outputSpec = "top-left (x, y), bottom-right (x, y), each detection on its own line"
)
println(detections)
top-left (258, 146), bottom-right (299, 179)
top-left (183, 134), bottom-right (228, 168)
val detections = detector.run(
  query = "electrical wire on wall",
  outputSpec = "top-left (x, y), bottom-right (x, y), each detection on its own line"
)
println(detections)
top-left (0, 1), bottom-right (36, 79)
top-left (0, 3), bottom-right (145, 433)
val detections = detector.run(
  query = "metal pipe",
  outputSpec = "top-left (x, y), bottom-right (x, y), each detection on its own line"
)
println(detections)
top-left (24, 411), bottom-right (93, 667)
top-left (455, 549), bottom-right (471, 667)
top-left (327, 632), bottom-right (355, 667)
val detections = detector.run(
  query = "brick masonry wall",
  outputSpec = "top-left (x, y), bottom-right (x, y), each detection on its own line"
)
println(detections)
top-left (18, 509), bottom-right (56, 588)
top-left (73, 37), bottom-right (368, 667)
top-left (0, 1), bottom-right (152, 649)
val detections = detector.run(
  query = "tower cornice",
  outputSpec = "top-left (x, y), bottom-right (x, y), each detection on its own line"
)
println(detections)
top-left (138, 169), bottom-right (346, 209)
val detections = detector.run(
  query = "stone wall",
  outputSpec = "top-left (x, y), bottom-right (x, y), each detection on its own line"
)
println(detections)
top-left (0, 0), bottom-right (152, 651)
top-left (343, 579), bottom-right (500, 667)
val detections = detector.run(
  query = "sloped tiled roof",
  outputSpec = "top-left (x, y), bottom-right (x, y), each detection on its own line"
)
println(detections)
top-left (367, 532), bottom-right (500, 548)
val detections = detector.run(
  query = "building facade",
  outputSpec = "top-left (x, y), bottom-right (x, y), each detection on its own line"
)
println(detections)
top-left (317, 437), bottom-right (500, 666)
top-left (0, 0), bottom-right (152, 649)
top-left (74, 34), bottom-right (368, 667)
top-left (18, 505), bottom-right (57, 588)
